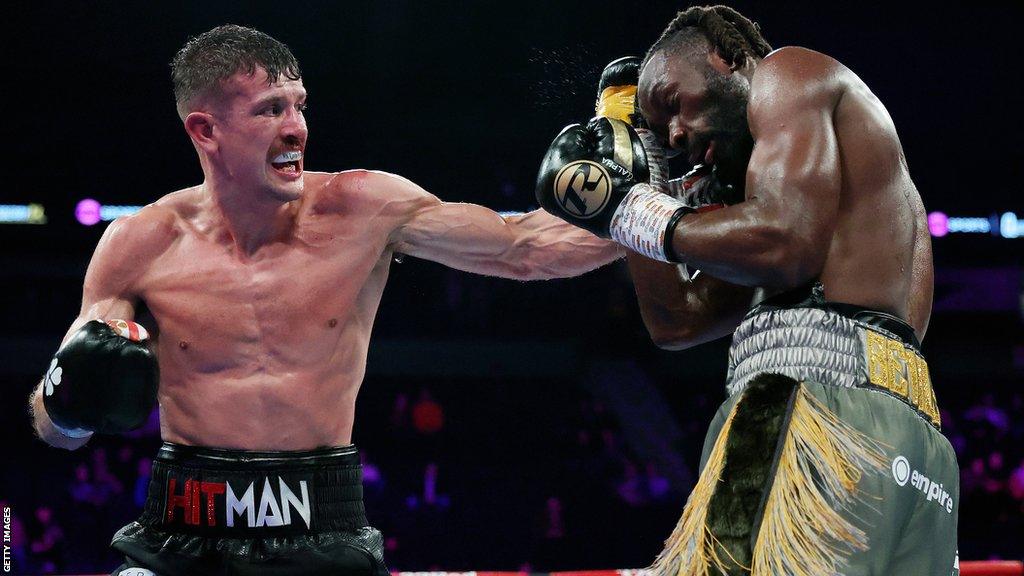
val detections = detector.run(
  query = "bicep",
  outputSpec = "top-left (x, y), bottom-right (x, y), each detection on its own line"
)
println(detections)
top-left (396, 201), bottom-right (520, 270)
top-left (65, 221), bottom-right (141, 344)
top-left (746, 103), bottom-right (841, 237)
top-left (739, 85), bottom-right (843, 287)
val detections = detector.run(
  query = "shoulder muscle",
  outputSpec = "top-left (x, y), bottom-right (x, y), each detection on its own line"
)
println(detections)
top-left (749, 47), bottom-right (845, 137)
top-left (84, 204), bottom-right (179, 300)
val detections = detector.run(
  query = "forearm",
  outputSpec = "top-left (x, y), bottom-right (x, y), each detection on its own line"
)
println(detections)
top-left (397, 202), bottom-right (623, 281)
top-left (669, 199), bottom-right (819, 289)
top-left (505, 209), bottom-right (624, 280)
top-left (626, 252), bottom-right (756, 349)
top-left (29, 384), bottom-right (90, 450)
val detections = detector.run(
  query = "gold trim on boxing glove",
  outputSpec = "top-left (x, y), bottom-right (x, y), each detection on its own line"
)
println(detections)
top-left (607, 118), bottom-right (634, 173)
top-left (596, 85), bottom-right (638, 124)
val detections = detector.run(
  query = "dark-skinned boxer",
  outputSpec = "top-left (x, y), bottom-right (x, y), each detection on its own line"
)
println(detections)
top-left (538, 6), bottom-right (957, 575)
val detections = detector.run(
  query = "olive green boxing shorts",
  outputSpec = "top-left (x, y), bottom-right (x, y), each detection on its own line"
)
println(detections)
top-left (656, 373), bottom-right (959, 576)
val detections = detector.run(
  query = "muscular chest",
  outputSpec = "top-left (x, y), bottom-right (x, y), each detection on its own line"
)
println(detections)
top-left (139, 225), bottom-right (390, 368)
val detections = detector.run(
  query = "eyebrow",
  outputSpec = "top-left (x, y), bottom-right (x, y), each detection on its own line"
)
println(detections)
top-left (638, 81), bottom-right (665, 116)
top-left (252, 92), bottom-right (307, 108)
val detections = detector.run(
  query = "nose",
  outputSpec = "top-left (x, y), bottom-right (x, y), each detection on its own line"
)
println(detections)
top-left (281, 109), bottom-right (308, 146)
top-left (667, 118), bottom-right (688, 152)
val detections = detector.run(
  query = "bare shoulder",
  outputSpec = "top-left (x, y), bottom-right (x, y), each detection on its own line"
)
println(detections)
top-left (84, 190), bottom-right (188, 296)
top-left (99, 193), bottom-right (184, 260)
top-left (309, 169), bottom-right (439, 216)
top-left (749, 47), bottom-right (848, 129)
top-left (92, 185), bottom-right (216, 264)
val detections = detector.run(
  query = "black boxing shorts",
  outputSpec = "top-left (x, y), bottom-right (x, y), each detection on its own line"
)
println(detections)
top-left (109, 443), bottom-right (388, 576)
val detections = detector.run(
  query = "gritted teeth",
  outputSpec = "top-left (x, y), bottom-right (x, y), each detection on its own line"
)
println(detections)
top-left (272, 150), bottom-right (303, 163)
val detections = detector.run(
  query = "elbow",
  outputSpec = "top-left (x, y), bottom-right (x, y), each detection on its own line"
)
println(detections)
top-left (755, 227), bottom-right (827, 290)
top-left (501, 247), bottom-right (581, 281)
top-left (648, 324), bottom-right (703, 351)
top-left (652, 335), bottom-right (695, 351)
top-left (505, 258), bottom-right (556, 281)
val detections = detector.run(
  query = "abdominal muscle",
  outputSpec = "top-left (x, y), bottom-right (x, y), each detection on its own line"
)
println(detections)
top-left (149, 276), bottom-right (388, 450)
top-left (158, 366), bottom-right (363, 450)
top-left (139, 181), bottom-right (394, 451)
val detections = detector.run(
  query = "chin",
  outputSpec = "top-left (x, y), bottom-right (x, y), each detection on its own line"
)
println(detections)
top-left (264, 175), bottom-right (304, 202)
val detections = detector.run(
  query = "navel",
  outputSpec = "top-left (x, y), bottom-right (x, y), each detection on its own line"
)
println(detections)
top-left (179, 340), bottom-right (190, 350)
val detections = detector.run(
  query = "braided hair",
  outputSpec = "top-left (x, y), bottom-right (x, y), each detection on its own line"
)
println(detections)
top-left (643, 5), bottom-right (772, 70)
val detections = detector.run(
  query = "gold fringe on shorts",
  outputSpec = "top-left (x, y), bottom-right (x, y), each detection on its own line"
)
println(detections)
top-left (650, 382), bottom-right (888, 576)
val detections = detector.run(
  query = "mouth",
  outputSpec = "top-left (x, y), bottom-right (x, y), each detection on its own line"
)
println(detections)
top-left (704, 140), bottom-right (716, 165)
top-left (689, 140), bottom-right (716, 167)
top-left (270, 150), bottom-right (303, 178)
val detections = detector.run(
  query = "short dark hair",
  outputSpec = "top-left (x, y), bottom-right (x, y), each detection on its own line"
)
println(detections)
top-left (643, 5), bottom-right (772, 70)
top-left (171, 24), bottom-right (301, 118)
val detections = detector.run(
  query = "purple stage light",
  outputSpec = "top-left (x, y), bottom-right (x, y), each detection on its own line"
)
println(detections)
top-left (928, 211), bottom-right (948, 237)
top-left (75, 199), bottom-right (102, 226)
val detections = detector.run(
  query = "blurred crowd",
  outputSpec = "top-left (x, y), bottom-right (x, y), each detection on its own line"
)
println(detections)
top-left (3, 375), bottom-right (1022, 574)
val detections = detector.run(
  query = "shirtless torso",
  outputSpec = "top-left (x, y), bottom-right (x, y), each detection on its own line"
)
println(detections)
top-left (632, 46), bottom-right (933, 347)
top-left (34, 169), bottom-right (620, 450)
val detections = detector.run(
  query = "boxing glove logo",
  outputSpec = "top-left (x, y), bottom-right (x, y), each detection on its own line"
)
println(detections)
top-left (44, 358), bottom-right (63, 396)
top-left (553, 160), bottom-right (611, 219)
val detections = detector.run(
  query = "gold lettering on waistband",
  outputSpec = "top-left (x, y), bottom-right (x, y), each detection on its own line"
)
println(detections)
top-left (864, 330), bottom-right (940, 427)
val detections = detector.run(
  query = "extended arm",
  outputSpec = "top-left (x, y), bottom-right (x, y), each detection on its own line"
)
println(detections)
top-left (389, 178), bottom-right (623, 280)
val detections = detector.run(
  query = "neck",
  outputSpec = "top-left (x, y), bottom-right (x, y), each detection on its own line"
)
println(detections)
top-left (201, 174), bottom-right (298, 257)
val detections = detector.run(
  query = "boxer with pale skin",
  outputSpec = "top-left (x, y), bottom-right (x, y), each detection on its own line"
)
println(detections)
top-left (31, 57), bottom-right (619, 453)
top-left (29, 25), bottom-right (620, 576)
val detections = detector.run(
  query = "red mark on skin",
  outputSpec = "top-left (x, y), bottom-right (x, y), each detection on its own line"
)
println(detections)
top-left (179, 340), bottom-right (190, 350)
top-left (328, 319), bottom-right (338, 328)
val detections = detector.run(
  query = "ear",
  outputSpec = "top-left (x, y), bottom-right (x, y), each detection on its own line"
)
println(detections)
top-left (183, 112), bottom-right (217, 154)
top-left (704, 47), bottom-right (753, 75)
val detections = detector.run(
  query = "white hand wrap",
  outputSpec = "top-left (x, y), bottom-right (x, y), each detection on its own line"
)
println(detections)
top-left (53, 423), bottom-right (94, 439)
top-left (608, 183), bottom-right (687, 261)
top-left (635, 128), bottom-right (669, 194)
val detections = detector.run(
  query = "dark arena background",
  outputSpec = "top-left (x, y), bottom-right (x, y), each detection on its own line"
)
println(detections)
top-left (2, 1), bottom-right (1022, 574)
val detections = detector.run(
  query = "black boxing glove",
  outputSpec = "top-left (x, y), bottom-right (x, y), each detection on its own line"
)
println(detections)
top-left (42, 319), bottom-right (159, 436)
top-left (595, 56), bottom-right (670, 192)
top-left (595, 56), bottom-right (643, 125)
top-left (536, 116), bottom-right (693, 261)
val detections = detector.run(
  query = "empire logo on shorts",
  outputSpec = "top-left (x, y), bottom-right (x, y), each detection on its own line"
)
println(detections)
top-left (891, 455), bottom-right (954, 514)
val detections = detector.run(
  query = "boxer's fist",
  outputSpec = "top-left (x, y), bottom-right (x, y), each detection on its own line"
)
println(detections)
top-left (593, 56), bottom-right (669, 193)
top-left (535, 117), bottom-right (651, 237)
top-left (43, 319), bottom-right (158, 436)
